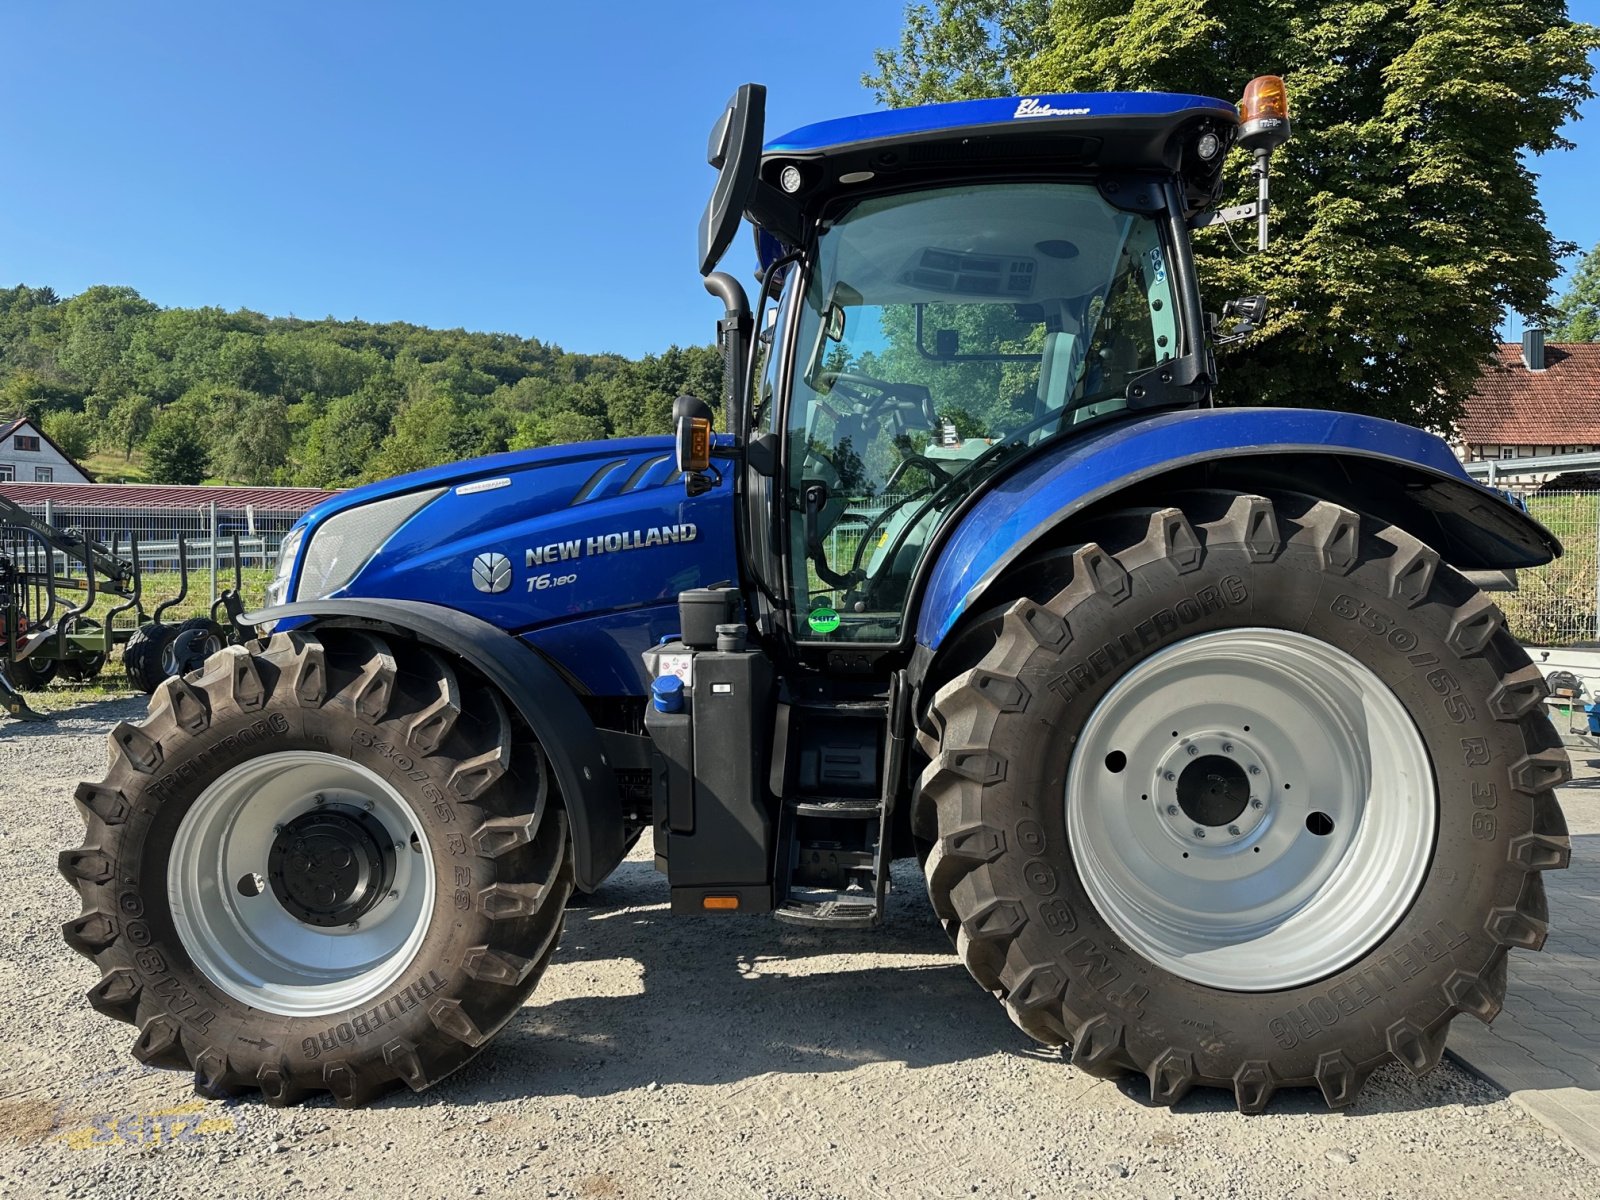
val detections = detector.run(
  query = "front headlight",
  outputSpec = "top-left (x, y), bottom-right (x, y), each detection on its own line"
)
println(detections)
top-left (265, 525), bottom-right (305, 607)
top-left (293, 488), bottom-right (446, 601)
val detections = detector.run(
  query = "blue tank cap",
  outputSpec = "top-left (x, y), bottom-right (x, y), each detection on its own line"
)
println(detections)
top-left (652, 675), bottom-right (685, 713)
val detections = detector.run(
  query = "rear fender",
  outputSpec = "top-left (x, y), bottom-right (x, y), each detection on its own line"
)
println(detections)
top-left (916, 407), bottom-right (1560, 653)
top-left (244, 598), bottom-right (625, 891)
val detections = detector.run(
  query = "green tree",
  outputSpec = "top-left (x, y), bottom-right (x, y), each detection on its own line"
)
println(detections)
top-left (1550, 242), bottom-right (1600, 342)
top-left (511, 409), bottom-right (608, 449)
top-left (143, 407), bottom-right (210, 485)
top-left (104, 392), bottom-right (158, 460)
top-left (41, 409), bottom-right (94, 462)
top-left (203, 389), bottom-right (292, 484)
top-left (55, 285), bottom-right (157, 393)
top-left (295, 391), bottom-right (395, 487)
top-left (868, 0), bottom-right (1599, 429)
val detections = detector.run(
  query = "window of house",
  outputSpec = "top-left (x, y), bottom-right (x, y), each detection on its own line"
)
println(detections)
top-left (1500, 447), bottom-right (1515, 459)
top-left (13, 434), bottom-right (40, 452)
top-left (33, 466), bottom-right (52, 483)
top-left (0, 464), bottom-right (13, 482)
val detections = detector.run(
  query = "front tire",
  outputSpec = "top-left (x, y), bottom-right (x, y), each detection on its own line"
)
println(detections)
top-left (62, 629), bottom-right (572, 1106)
top-left (919, 491), bottom-right (1570, 1111)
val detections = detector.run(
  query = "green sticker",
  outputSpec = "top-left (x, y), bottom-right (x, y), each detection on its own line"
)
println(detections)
top-left (808, 606), bottom-right (841, 634)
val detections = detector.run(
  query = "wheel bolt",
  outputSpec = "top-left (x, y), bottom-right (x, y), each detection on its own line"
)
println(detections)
top-left (1221, 742), bottom-right (1234, 754)
top-left (388, 889), bottom-right (399, 900)
top-left (1163, 771), bottom-right (1176, 782)
top-left (1251, 797), bottom-right (1263, 809)
top-left (394, 841), bottom-right (405, 851)
top-left (1166, 805), bottom-right (1179, 816)
top-left (347, 920), bottom-right (360, 930)
top-left (312, 793), bottom-right (324, 807)
top-left (1193, 828), bottom-right (1206, 839)
top-left (1248, 765), bottom-right (1261, 776)
top-left (273, 824), bottom-right (284, 835)
top-left (1186, 745), bottom-right (1198, 757)
top-left (1228, 825), bottom-right (1241, 836)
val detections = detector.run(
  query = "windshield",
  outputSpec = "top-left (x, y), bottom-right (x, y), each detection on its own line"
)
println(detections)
top-left (784, 181), bottom-right (1180, 643)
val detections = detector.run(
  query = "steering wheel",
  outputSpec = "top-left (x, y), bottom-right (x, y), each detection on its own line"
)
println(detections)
top-left (816, 371), bottom-right (941, 431)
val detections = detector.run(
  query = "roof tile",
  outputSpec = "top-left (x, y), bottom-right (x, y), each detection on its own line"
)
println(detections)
top-left (1459, 343), bottom-right (1600, 445)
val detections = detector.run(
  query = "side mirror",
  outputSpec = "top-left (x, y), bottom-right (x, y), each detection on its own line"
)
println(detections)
top-left (673, 394), bottom-right (716, 496)
top-left (699, 84), bottom-right (766, 277)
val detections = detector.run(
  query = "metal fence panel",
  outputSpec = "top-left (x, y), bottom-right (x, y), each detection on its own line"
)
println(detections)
top-left (1502, 491), bottom-right (1600, 646)
top-left (2, 500), bottom-right (304, 616)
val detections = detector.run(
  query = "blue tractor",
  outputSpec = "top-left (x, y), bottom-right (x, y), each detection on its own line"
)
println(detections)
top-left (63, 79), bottom-right (1571, 1113)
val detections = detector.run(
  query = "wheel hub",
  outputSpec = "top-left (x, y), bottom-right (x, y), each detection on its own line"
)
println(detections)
top-left (268, 805), bottom-right (396, 927)
top-left (1066, 627), bottom-right (1437, 992)
top-left (1154, 731), bottom-right (1273, 842)
top-left (1176, 755), bottom-right (1249, 827)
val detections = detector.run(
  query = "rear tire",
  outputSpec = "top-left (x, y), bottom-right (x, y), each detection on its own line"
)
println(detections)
top-left (62, 629), bottom-right (573, 1107)
top-left (918, 491), bottom-right (1570, 1111)
top-left (6, 652), bottom-right (57, 690)
top-left (123, 622), bottom-right (175, 694)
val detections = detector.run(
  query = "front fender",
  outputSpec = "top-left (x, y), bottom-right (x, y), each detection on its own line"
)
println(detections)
top-left (916, 407), bottom-right (1560, 650)
top-left (243, 598), bottom-right (626, 891)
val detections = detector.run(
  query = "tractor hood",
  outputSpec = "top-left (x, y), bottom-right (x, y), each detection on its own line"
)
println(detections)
top-left (274, 437), bottom-right (736, 671)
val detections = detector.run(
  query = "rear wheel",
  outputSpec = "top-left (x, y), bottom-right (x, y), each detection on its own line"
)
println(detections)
top-left (163, 617), bottom-right (226, 678)
top-left (6, 652), bottom-right (57, 690)
top-left (123, 622), bottom-right (175, 694)
top-left (918, 491), bottom-right (1570, 1111)
top-left (62, 629), bottom-right (572, 1106)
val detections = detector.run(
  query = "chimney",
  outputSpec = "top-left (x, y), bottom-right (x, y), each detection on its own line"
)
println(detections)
top-left (1522, 326), bottom-right (1546, 371)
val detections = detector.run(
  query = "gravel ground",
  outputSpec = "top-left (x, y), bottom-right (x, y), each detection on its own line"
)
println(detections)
top-left (3, 695), bottom-right (1597, 1199)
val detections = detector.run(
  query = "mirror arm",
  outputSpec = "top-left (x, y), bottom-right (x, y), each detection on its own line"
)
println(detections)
top-left (703, 271), bottom-right (752, 434)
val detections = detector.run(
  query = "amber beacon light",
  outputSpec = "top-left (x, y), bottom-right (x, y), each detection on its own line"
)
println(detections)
top-left (1238, 75), bottom-right (1291, 153)
top-left (1237, 74), bottom-right (1292, 249)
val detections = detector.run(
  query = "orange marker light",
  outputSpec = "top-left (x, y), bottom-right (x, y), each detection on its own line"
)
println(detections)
top-left (686, 417), bottom-right (712, 472)
top-left (703, 895), bottom-right (740, 911)
top-left (1238, 75), bottom-right (1292, 154)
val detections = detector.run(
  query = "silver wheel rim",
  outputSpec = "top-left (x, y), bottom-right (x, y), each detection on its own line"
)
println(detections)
top-left (168, 751), bottom-right (435, 1016)
top-left (1066, 627), bottom-right (1435, 992)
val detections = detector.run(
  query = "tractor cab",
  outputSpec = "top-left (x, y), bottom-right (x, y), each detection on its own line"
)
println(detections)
top-left (645, 86), bottom-right (1260, 923)
top-left (690, 87), bottom-right (1241, 652)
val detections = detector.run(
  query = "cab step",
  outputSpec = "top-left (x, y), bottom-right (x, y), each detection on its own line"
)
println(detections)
top-left (771, 674), bottom-right (908, 931)
top-left (773, 891), bottom-right (879, 929)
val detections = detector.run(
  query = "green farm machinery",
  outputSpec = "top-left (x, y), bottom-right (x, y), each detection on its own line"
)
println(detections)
top-left (0, 494), bottom-right (253, 718)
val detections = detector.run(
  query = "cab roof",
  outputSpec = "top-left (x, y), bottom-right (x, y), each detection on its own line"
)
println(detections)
top-left (748, 92), bottom-right (1239, 257)
top-left (765, 92), bottom-right (1237, 158)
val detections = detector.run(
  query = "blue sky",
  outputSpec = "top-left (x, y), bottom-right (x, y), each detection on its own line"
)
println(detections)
top-left (3, 2), bottom-right (1598, 357)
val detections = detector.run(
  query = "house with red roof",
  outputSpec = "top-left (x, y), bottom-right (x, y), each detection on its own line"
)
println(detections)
top-left (1455, 331), bottom-right (1600, 478)
top-left (0, 414), bottom-right (92, 484)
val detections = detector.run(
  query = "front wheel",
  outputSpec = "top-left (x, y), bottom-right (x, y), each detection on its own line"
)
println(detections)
top-left (62, 629), bottom-right (572, 1106)
top-left (919, 491), bottom-right (1570, 1111)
